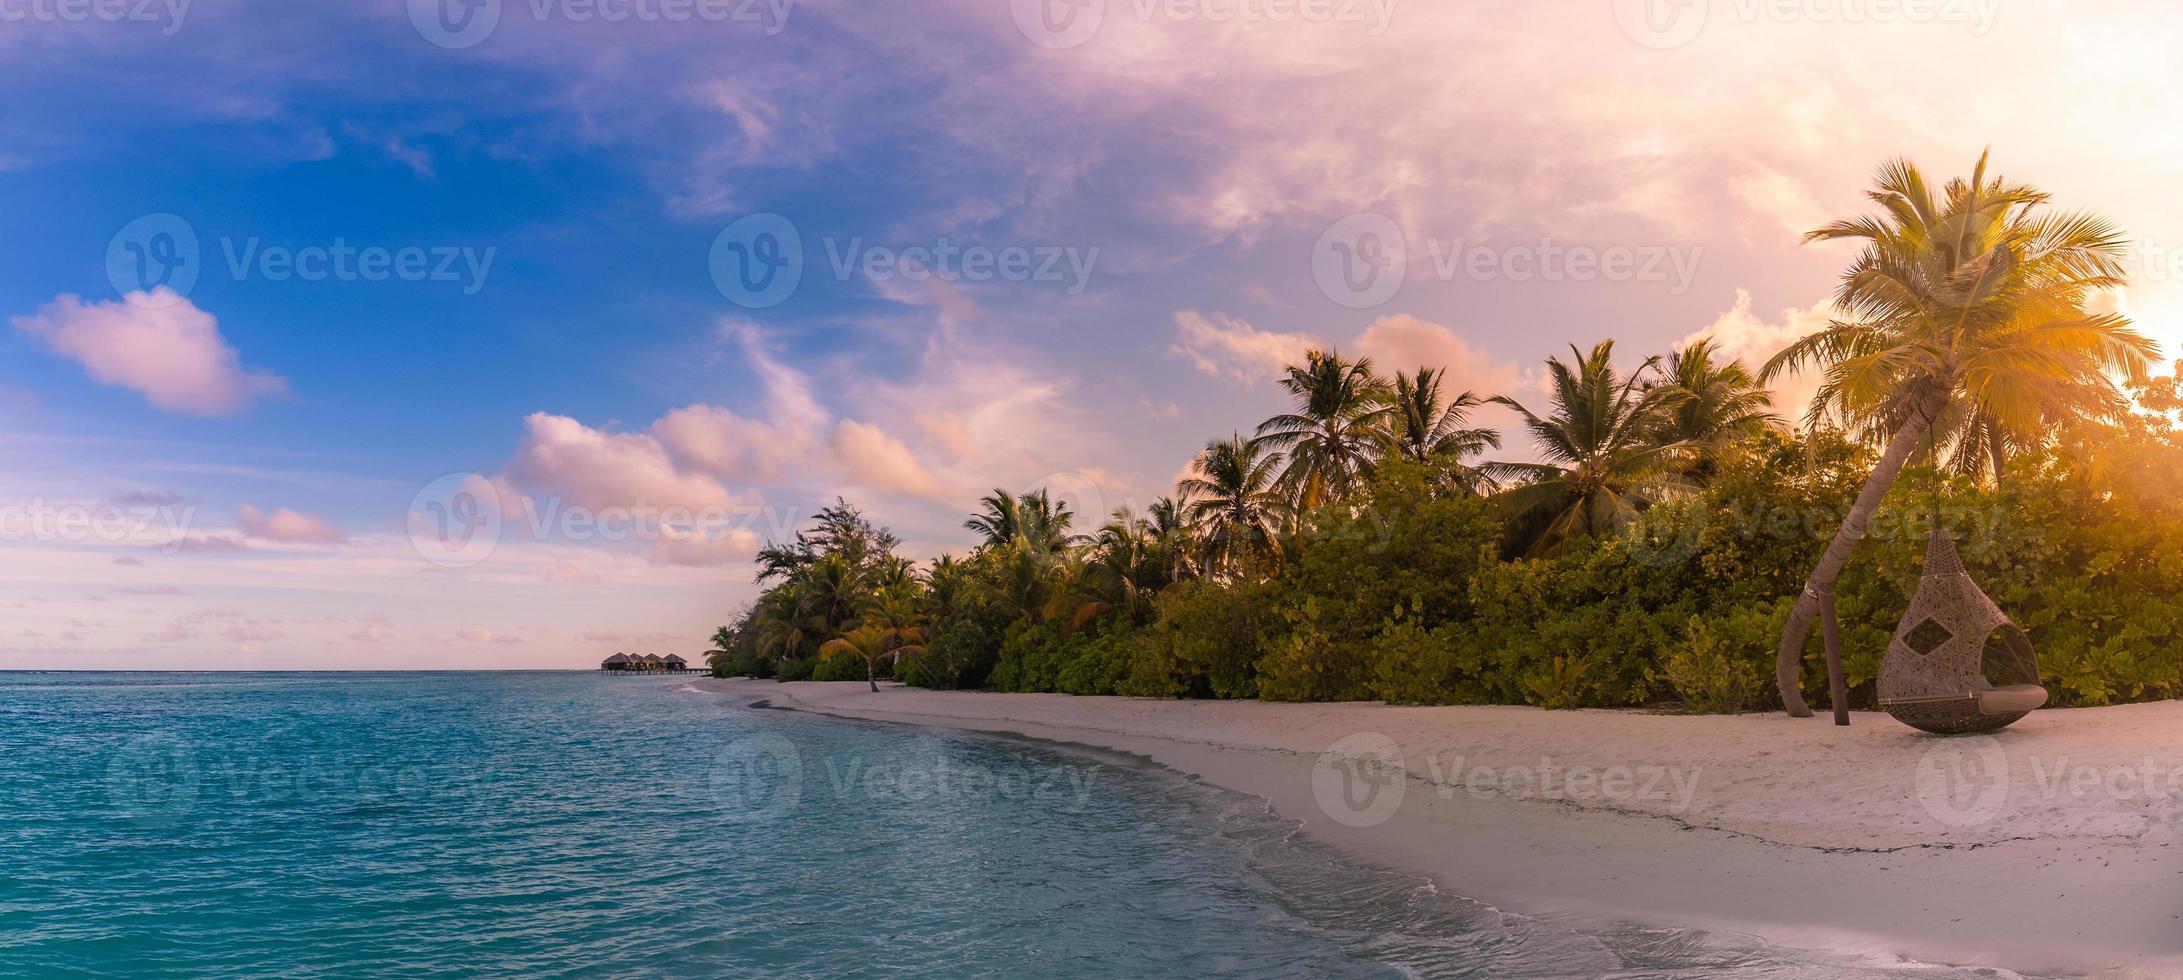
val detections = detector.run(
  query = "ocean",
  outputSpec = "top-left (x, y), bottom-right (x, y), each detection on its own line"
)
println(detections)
top-left (0, 672), bottom-right (2034, 978)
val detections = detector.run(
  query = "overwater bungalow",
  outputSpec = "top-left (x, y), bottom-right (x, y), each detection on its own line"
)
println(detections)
top-left (599, 652), bottom-right (693, 673)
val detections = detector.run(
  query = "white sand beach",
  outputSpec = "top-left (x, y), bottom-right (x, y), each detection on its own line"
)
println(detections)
top-left (696, 678), bottom-right (2183, 976)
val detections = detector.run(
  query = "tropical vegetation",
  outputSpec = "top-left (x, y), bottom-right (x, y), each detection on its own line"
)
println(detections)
top-left (708, 155), bottom-right (2180, 715)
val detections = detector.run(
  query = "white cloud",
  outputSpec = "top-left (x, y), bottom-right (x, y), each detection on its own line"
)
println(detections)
top-left (1681, 289), bottom-right (1838, 424)
top-left (1170, 310), bottom-right (1317, 384)
top-left (10, 290), bottom-right (287, 416)
top-left (507, 412), bottom-right (742, 514)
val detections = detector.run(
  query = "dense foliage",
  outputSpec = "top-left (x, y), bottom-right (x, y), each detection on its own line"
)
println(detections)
top-left (707, 354), bottom-right (2183, 712)
top-left (707, 156), bottom-right (2181, 714)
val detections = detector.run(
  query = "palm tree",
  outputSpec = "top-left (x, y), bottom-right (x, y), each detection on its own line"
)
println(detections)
top-left (859, 589), bottom-right (929, 687)
top-left (1179, 434), bottom-right (1286, 579)
top-left (1144, 493), bottom-right (1199, 583)
top-left (964, 488), bottom-right (1077, 554)
top-left (703, 623), bottom-right (739, 675)
top-left (795, 555), bottom-right (867, 637)
top-left (1252, 348), bottom-right (1395, 510)
top-left (819, 625), bottom-right (923, 694)
top-left (753, 582), bottom-right (822, 664)
top-left (1386, 366), bottom-right (1502, 494)
top-left (1489, 341), bottom-right (1689, 557)
top-left (1059, 507), bottom-right (1175, 631)
top-left (1653, 338), bottom-right (1781, 483)
top-left (1762, 152), bottom-right (2157, 717)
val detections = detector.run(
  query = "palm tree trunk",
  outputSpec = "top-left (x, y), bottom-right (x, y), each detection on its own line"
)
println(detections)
top-left (867, 658), bottom-right (879, 694)
top-left (1774, 411), bottom-right (1934, 716)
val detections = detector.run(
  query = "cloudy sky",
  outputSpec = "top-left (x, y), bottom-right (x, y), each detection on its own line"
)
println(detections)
top-left (3, 0), bottom-right (2179, 668)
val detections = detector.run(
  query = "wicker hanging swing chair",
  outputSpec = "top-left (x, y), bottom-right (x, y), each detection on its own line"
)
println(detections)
top-left (1876, 524), bottom-right (2049, 735)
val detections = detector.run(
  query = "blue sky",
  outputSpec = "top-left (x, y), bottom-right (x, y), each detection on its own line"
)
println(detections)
top-left (4, 0), bottom-right (2179, 667)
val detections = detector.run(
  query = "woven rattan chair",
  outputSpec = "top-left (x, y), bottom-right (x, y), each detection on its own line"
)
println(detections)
top-left (1877, 528), bottom-right (2047, 734)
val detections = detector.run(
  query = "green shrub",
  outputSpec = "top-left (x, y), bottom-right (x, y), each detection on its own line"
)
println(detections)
top-left (774, 655), bottom-right (816, 682)
top-left (1123, 579), bottom-right (1269, 699)
top-left (1664, 615), bottom-right (1763, 713)
top-left (1368, 617), bottom-right (1471, 705)
top-left (1521, 654), bottom-right (1597, 710)
top-left (810, 650), bottom-right (870, 683)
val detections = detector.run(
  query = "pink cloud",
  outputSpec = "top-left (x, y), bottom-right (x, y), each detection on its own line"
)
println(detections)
top-left (10, 290), bottom-right (288, 416)
top-left (829, 419), bottom-right (949, 501)
top-left (651, 403), bottom-right (808, 484)
top-left (1169, 310), bottom-right (1317, 384)
top-left (173, 535), bottom-right (252, 553)
top-left (543, 561), bottom-right (600, 584)
top-left (350, 612), bottom-right (394, 644)
top-left (507, 412), bottom-right (742, 513)
top-left (648, 525), bottom-right (763, 568)
top-left (237, 504), bottom-right (345, 545)
top-left (1354, 314), bottom-right (1524, 400)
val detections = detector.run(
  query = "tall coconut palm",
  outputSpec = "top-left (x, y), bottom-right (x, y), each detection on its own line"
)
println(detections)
top-left (1252, 348), bottom-right (1395, 510)
top-left (964, 488), bottom-right (1077, 554)
top-left (1654, 338), bottom-right (1782, 483)
top-left (1144, 494), bottom-right (1199, 582)
top-left (1060, 507), bottom-right (1179, 630)
top-left (1489, 341), bottom-right (1689, 557)
top-left (1386, 366), bottom-right (1502, 494)
top-left (1178, 434), bottom-right (1286, 579)
top-left (1763, 152), bottom-right (2157, 717)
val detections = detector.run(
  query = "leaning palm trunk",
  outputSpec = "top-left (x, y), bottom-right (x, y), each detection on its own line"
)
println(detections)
top-left (1775, 411), bottom-right (1933, 717)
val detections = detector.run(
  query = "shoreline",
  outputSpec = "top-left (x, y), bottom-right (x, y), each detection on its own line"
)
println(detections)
top-left (695, 678), bottom-right (2183, 976)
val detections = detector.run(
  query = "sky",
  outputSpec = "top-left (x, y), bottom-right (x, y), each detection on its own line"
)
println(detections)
top-left (3, 0), bottom-right (2181, 668)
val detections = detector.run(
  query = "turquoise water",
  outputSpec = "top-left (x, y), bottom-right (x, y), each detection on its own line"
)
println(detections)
top-left (0, 673), bottom-right (2032, 978)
